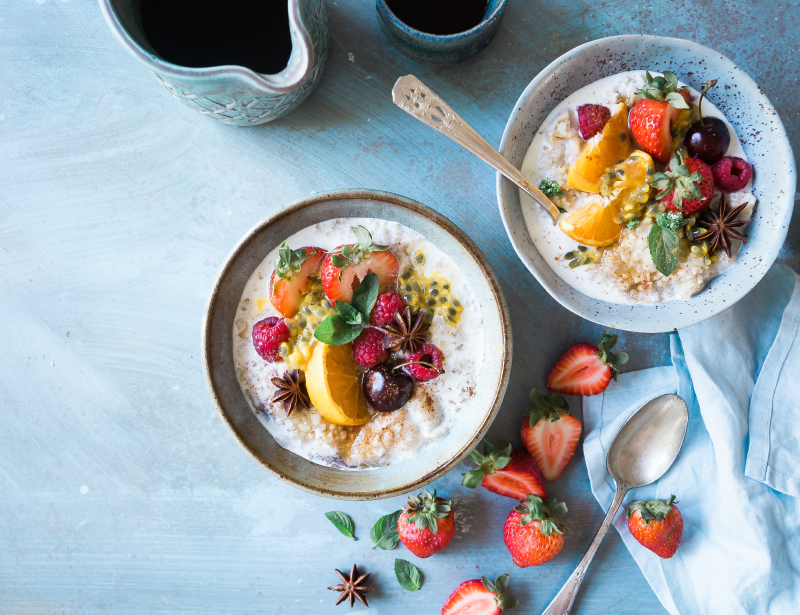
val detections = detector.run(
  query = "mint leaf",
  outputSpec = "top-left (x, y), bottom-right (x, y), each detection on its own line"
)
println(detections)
top-left (351, 225), bottom-right (373, 249)
top-left (324, 511), bottom-right (356, 540)
top-left (648, 223), bottom-right (680, 276)
top-left (313, 315), bottom-right (362, 345)
top-left (350, 272), bottom-right (379, 318)
top-left (370, 510), bottom-right (402, 550)
top-left (336, 302), bottom-right (363, 326)
top-left (394, 559), bottom-right (422, 591)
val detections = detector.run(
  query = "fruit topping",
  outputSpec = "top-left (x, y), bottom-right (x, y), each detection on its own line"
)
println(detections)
top-left (381, 306), bottom-right (430, 353)
top-left (558, 195), bottom-right (624, 248)
top-left (599, 149), bottom-right (655, 226)
top-left (626, 494), bottom-right (683, 559)
top-left (576, 103), bottom-right (611, 139)
top-left (521, 389), bottom-right (582, 482)
top-left (629, 99), bottom-right (679, 164)
top-left (564, 245), bottom-right (597, 268)
top-left (441, 575), bottom-right (519, 615)
top-left (567, 102), bottom-right (632, 193)
top-left (352, 328), bottom-right (388, 368)
top-left (711, 156), bottom-right (752, 193)
top-left (398, 265), bottom-right (463, 325)
top-left (252, 316), bottom-right (289, 363)
top-left (306, 342), bottom-right (369, 426)
top-left (370, 291), bottom-right (406, 326)
top-left (362, 363), bottom-right (415, 412)
top-left (321, 226), bottom-right (399, 305)
top-left (270, 369), bottom-right (310, 417)
top-left (682, 79), bottom-right (730, 165)
top-left (398, 489), bottom-right (455, 558)
top-left (328, 563), bottom-right (373, 608)
top-left (503, 495), bottom-right (568, 567)
top-left (314, 273), bottom-right (379, 346)
top-left (461, 442), bottom-right (547, 500)
top-left (694, 194), bottom-right (749, 259)
top-left (547, 329), bottom-right (628, 396)
top-left (281, 280), bottom-right (336, 370)
top-left (403, 343), bottom-right (444, 382)
top-left (654, 152), bottom-right (715, 216)
top-left (269, 244), bottom-right (325, 318)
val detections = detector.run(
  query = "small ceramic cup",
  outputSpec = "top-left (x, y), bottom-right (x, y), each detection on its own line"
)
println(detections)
top-left (376, 0), bottom-right (507, 65)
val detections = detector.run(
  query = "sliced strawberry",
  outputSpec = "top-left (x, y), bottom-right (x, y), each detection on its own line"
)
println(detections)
top-left (546, 329), bottom-right (628, 396)
top-left (628, 98), bottom-right (679, 164)
top-left (461, 442), bottom-right (546, 500)
top-left (442, 575), bottom-right (518, 615)
top-left (521, 389), bottom-right (582, 481)
top-left (268, 246), bottom-right (325, 318)
top-left (321, 248), bottom-right (399, 305)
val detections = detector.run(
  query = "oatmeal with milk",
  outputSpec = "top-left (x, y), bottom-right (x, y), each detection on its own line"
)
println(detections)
top-left (520, 70), bottom-right (756, 304)
top-left (232, 218), bottom-right (483, 469)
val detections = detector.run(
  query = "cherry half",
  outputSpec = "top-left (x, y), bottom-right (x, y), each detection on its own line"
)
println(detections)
top-left (684, 116), bottom-right (730, 165)
top-left (362, 363), bottom-right (415, 412)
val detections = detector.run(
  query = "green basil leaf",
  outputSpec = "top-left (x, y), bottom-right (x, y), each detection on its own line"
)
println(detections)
top-left (394, 559), bottom-right (423, 591)
top-left (313, 315), bottom-right (362, 345)
top-left (351, 225), bottom-right (372, 249)
top-left (336, 302), bottom-right (363, 326)
top-left (648, 223), bottom-right (680, 277)
top-left (324, 511), bottom-right (356, 539)
top-left (350, 272), bottom-right (379, 318)
top-left (370, 509), bottom-right (402, 550)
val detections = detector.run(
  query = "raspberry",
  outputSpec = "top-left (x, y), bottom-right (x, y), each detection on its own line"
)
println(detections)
top-left (404, 343), bottom-right (444, 382)
top-left (577, 104), bottom-right (611, 140)
top-left (712, 156), bottom-right (752, 193)
top-left (252, 317), bottom-right (289, 363)
top-left (353, 328), bottom-right (388, 368)
top-left (370, 292), bottom-right (405, 326)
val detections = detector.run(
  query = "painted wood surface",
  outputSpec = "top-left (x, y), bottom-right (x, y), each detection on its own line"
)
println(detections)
top-left (1, 0), bottom-right (797, 612)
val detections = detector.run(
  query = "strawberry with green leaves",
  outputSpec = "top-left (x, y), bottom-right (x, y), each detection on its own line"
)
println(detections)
top-left (503, 495), bottom-right (568, 567)
top-left (521, 389), bottom-right (582, 482)
top-left (321, 226), bottom-right (399, 305)
top-left (397, 489), bottom-right (455, 559)
top-left (269, 243), bottom-right (325, 318)
top-left (654, 151), bottom-right (715, 216)
top-left (547, 329), bottom-right (629, 396)
top-left (441, 574), bottom-right (519, 615)
top-left (627, 494), bottom-right (684, 559)
top-left (461, 441), bottom-right (546, 501)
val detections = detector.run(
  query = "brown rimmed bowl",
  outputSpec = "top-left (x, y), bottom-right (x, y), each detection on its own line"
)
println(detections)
top-left (202, 189), bottom-right (511, 500)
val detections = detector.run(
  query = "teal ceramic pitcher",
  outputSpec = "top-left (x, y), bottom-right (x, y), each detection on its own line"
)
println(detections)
top-left (99, 0), bottom-right (328, 126)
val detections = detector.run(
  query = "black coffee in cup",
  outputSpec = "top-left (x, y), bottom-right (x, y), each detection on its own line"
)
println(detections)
top-left (385, 0), bottom-right (489, 35)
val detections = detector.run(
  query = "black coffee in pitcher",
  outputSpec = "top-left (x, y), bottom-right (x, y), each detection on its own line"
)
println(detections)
top-left (140, 0), bottom-right (293, 74)
top-left (386, 0), bottom-right (489, 35)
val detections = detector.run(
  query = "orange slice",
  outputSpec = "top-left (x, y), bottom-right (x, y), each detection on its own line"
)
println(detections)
top-left (305, 342), bottom-right (369, 426)
top-left (559, 196), bottom-right (623, 248)
top-left (567, 103), bottom-right (633, 194)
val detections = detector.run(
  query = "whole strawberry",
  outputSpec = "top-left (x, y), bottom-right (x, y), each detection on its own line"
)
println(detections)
top-left (521, 390), bottom-right (582, 482)
top-left (547, 329), bottom-right (628, 396)
top-left (654, 152), bottom-right (715, 216)
top-left (461, 442), bottom-right (546, 500)
top-left (626, 494), bottom-right (683, 559)
top-left (251, 317), bottom-right (289, 363)
top-left (503, 495), bottom-right (568, 567)
top-left (441, 574), bottom-right (519, 615)
top-left (397, 489), bottom-right (455, 559)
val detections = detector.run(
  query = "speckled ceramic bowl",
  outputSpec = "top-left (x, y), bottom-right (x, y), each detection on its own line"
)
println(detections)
top-left (497, 35), bottom-right (795, 332)
top-left (376, 0), bottom-right (506, 65)
top-left (202, 190), bottom-right (511, 500)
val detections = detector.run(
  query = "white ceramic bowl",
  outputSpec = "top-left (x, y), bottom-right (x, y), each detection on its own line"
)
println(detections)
top-left (497, 35), bottom-right (795, 332)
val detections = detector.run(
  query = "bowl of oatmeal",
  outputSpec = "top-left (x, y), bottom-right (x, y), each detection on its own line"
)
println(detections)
top-left (202, 189), bottom-right (511, 499)
top-left (497, 35), bottom-right (795, 332)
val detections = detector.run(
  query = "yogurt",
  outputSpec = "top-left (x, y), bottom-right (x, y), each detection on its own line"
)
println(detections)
top-left (232, 218), bottom-right (484, 469)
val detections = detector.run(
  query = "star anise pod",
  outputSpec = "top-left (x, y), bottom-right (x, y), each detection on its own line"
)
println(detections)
top-left (381, 306), bottom-right (429, 353)
top-left (695, 195), bottom-right (749, 259)
top-left (270, 369), bottom-right (309, 417)
top-left (328, 564), bottom-right (373, 608)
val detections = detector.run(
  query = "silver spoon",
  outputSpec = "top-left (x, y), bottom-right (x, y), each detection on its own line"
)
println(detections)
top-left (391, 74), bottom-right (560, 224)
top-left (541, 393), bottom-right (689, 615)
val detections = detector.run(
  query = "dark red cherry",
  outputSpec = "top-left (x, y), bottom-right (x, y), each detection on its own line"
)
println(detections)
top-left (684, 116), bottom-right (731, 165)
top-left (362, 363), bottom-right (415, 412)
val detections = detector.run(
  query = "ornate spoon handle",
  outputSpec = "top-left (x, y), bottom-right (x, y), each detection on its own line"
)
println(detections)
top-left (541, 486), bottom-right (629, 615)
top-left (391, 75), bottom-right (560, 224)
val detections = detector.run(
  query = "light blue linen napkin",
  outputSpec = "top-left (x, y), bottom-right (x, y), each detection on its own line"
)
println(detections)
top-left (583, 264), bottom-right (800, 615)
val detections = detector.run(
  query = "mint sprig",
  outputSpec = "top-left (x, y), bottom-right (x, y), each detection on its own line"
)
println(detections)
top-left (648, 212), bottom-right (691, 277)
top-left (275, 242), bottom-right (314, 280)
top-left (329, 226), bottom-right (389, 281)
top-left (394, 559), bottom-right (423, 591)
top-left (370, 509), bottom-right (402, 550)
top-left (313, 272), bottom-right (379, 345)
top-left (324, 511), bottom-right (356, 540)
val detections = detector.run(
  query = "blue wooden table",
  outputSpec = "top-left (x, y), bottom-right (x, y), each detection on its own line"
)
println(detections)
top-left (2, 1), bottom-right (797, 612)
